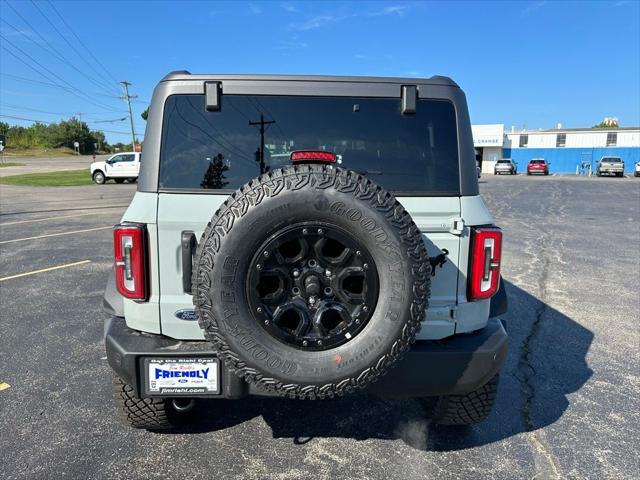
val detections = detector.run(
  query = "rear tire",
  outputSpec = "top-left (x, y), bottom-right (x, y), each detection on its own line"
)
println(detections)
top-left (112, 375), bottom-right (195, 430)
top-left (420, 375), bottom-right (499, 425)
top-left (114, 178), bottom-right (125, 184)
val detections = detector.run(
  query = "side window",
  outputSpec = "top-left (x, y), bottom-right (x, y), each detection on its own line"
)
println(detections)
top-left (556, 133), bottom-right (566, 147)
top-left (519, 134), bottom-right (528, 147)
top-left (120, 154), bottom-right (135, 162)
top-left (606, 132), bottom-right (617, 147)
top-left (110, 155), bottom-right (123, 163)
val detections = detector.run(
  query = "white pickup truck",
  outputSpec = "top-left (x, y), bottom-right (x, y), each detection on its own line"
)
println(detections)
top-left (90, 152), bottom-right (141, 184)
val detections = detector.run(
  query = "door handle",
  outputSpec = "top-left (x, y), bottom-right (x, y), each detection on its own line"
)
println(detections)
top-left (181, 231), bottom-right (197, 294)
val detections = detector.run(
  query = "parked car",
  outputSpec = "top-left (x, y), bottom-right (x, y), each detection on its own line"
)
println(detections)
top-left (90, 152), bottom-right (141, 184)
top-left (104, 72), bottom-right (508, 430)
top-left (527, 158), bottom-right (549, 175)
top-left (634, 161), bottom-right (640, 177)
top-left (494, 158), bottom-right (517, 175)
top-left (596, 156), bottom-right (625, 177)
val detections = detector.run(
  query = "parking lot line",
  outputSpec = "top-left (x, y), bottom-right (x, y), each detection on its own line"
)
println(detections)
top-left (0, 260), bottom-right (91, 282)
top-left (0, 212), bottom-right (107, 226)
top-left (0, 226), bottom-right (111, 244)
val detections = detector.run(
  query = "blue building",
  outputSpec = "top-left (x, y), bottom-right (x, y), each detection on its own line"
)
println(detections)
top-left (472, 124), bottom-right (640, 174)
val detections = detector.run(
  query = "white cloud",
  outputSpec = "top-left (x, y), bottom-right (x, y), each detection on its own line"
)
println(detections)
top-left (248, 2), bottom-right (262, 15)
top-left (292, 14), bottom-right (344, 31)
top-left (368, 5), bottom-right (408, 17)
top-left (281, 2), bottom-right (298, 12)
top-left (521, 1), bottom-right (549, 16)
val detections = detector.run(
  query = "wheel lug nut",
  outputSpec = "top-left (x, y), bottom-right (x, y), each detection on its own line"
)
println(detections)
top-left (363, 263), bottom-right (369, 270)
top-left (256, 264), bottom-right (262, 270)
top-left (362, 306), bottom-right (369, 312)
top-left (302, 340), bottom-right (308, 346)
top-left (317, 228), bottom-right (324, 235)
top-left (263, 251), bottom-right (270, 258)
top-left (256, 307), bottom-right (263, 313)
top-left (302, 228), bottom-right (309, 235)
top-left (264, 319), bottom-right (270, 325)
top-left (325, 269), bottom-right (332, 277)
top-left (317, 340), bottom-right (323, 346)
top-left (356, 250), bottom-right (362, 256)
top-left (292, 269), bottom-right (300, 278)
top-left (355, 318), bottom-right (360, 324)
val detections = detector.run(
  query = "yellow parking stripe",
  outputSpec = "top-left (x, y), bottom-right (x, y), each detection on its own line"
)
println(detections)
top-left (0, 260), bottom-right (91, 282)
top-left (0, 212), bottom-right (109, 226)
top-left (0, 226), bottom-right (111, 244)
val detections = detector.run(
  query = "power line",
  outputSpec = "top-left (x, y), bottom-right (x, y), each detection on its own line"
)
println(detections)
top-left (0, 38), bottom-right (123, 112)
top-left (1, 4), bottom-right (117, 95)
top-left (46, 0), bottom-right (121, 87)
top-left (0, 102), bottom-right (124, 117)
top-left (0, 114), bottom-right (133, 135)
top-left (28, 0), bottom-right (120, 94)
top-left (0, 114), bottom-right (54, 124)
top-left (93, 117), bottom-right (128, 123)
top-left (0, 73), bottom-right (125, 101)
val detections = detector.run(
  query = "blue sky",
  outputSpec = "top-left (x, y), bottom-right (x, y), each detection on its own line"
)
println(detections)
top-left (1, 0), bottom-right (639, 144)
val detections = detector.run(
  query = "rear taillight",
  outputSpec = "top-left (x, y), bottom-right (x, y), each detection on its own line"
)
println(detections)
top-left (468, 227), bottom-right (502, 301)
top-left (113, 224), bottom-right (147, 300)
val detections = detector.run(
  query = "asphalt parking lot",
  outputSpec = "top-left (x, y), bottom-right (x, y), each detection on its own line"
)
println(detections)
top-left (1, 174), bottom-right (638, 479)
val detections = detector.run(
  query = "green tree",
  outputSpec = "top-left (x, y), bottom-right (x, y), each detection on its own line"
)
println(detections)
top-left (141, 107), bottom-right (149, 121)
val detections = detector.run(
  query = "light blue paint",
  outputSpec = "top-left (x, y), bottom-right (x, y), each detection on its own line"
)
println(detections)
top-left (505, 147), bottom-right (639, 174)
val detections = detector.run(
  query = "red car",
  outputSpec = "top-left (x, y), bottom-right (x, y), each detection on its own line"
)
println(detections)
top-left (527, 158), bottom-right (549, 175)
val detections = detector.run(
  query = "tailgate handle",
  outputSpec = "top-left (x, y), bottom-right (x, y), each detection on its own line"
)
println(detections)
top-left (181, 231), bottom-right (197, 294)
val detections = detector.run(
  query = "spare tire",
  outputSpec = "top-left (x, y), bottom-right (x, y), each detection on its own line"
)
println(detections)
top-left (193, 164), bottom-right (430, 399)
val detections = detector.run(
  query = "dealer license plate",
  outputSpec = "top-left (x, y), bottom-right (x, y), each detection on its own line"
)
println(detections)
top-left (144, 358), bottom-right (219, 396)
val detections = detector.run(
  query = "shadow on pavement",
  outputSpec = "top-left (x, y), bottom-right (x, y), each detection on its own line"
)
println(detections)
top-left (170, 281), bottom-right (593, 451)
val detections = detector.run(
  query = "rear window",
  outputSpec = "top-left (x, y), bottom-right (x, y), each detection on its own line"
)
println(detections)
top-left (602, 157), bottom-right (622, 163)
top-left (497, 160), bottom-right (511, 164)
top-left (159, 95), bottom-right (460, 194)
top-left (530, 159), bottom-right (545, 164)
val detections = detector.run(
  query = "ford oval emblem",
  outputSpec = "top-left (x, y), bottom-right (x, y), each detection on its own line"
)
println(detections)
top-left (175, 308), bottom-right (199, 321)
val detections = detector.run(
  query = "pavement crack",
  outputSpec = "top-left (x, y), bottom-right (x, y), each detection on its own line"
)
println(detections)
top-left (517, 232), bottom-right (550, 432)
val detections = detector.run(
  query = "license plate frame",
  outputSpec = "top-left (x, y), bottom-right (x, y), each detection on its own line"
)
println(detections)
top-left (143, 357), bottom-right (220, 396)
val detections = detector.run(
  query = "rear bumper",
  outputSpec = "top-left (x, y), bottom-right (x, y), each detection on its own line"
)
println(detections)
top-left (105, 316), bottom-right (508, 399)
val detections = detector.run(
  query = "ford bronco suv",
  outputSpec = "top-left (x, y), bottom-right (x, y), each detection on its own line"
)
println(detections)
top-left (104, 72), bottom-right (508, 430)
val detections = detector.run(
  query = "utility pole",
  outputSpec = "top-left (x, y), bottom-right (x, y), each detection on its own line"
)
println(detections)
top-left (75, 112), bottom-right (83, 123)
top-left (249, 113), bottom-right (275, 174)
top-left (120, 80), bottom-right (138, 148)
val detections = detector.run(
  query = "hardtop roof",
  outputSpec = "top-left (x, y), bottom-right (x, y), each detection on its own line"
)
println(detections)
top-left (160, 70), bottom-right (458, 87)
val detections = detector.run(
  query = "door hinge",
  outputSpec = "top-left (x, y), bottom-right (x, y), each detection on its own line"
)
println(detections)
top-left (449, 217), bottom-right (465, 235)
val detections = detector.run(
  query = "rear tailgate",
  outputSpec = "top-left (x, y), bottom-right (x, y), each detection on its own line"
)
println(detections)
top-left (157, 194), bottom-right (462, 340)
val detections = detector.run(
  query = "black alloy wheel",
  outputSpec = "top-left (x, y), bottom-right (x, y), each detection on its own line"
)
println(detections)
top-left (247, 223), bottom-right (379, 351)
